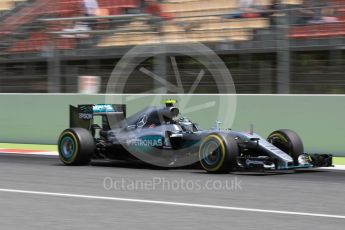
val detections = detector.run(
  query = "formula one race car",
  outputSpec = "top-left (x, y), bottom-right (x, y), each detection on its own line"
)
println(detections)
top-left (58, 100), bottom-right (333, 173)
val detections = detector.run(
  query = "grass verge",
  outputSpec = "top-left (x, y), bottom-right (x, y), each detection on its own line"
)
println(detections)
top-left (0, 143), bottom-right (57, 152)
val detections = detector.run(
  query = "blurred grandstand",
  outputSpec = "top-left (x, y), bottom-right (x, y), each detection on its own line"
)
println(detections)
top-left (0, 0), bottom-right (344, 93)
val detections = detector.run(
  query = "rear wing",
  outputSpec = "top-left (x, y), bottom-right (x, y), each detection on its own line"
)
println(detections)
top-left (69, 104), bottom-right (126, 130)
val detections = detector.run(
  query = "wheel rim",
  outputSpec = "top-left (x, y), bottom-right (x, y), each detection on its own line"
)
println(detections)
top-left (201, 140), bottom-right (221, 166)
top-left (60, 136), bottom-right (76, 160)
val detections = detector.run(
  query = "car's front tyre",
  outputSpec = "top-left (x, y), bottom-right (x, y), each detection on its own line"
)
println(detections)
top-left (267, 129), bottom-right (304, 166)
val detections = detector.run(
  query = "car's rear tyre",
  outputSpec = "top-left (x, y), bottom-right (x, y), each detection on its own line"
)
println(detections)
top-left (267, 129), bottom-right (304, 165)
top-left (199, 133), bottom-right (239, 174)
top-left (58, 128), bottom-right (95, 166)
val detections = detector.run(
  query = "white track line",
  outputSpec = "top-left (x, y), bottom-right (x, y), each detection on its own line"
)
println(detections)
top-left (0, 188), bottom-right (344, 219)
top-left (320, 165), bottom-right (345, 170)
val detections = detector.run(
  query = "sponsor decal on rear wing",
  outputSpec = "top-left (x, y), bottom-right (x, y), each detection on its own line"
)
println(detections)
top-left (70, 104), bottom-right (126, 129)
top-left (77, 104), bottom-right (126, 120)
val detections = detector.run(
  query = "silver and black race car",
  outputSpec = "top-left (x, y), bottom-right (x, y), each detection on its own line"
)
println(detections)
top-left (58, 100), bottom-right (332, 173)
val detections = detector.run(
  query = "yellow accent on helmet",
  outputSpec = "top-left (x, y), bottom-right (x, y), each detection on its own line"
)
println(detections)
top-left (162, 99), bottom-right (177, 105)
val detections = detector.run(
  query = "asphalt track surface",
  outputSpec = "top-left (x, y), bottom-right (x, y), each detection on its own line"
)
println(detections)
top-left (0, 153), bottom-right (344, 230)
